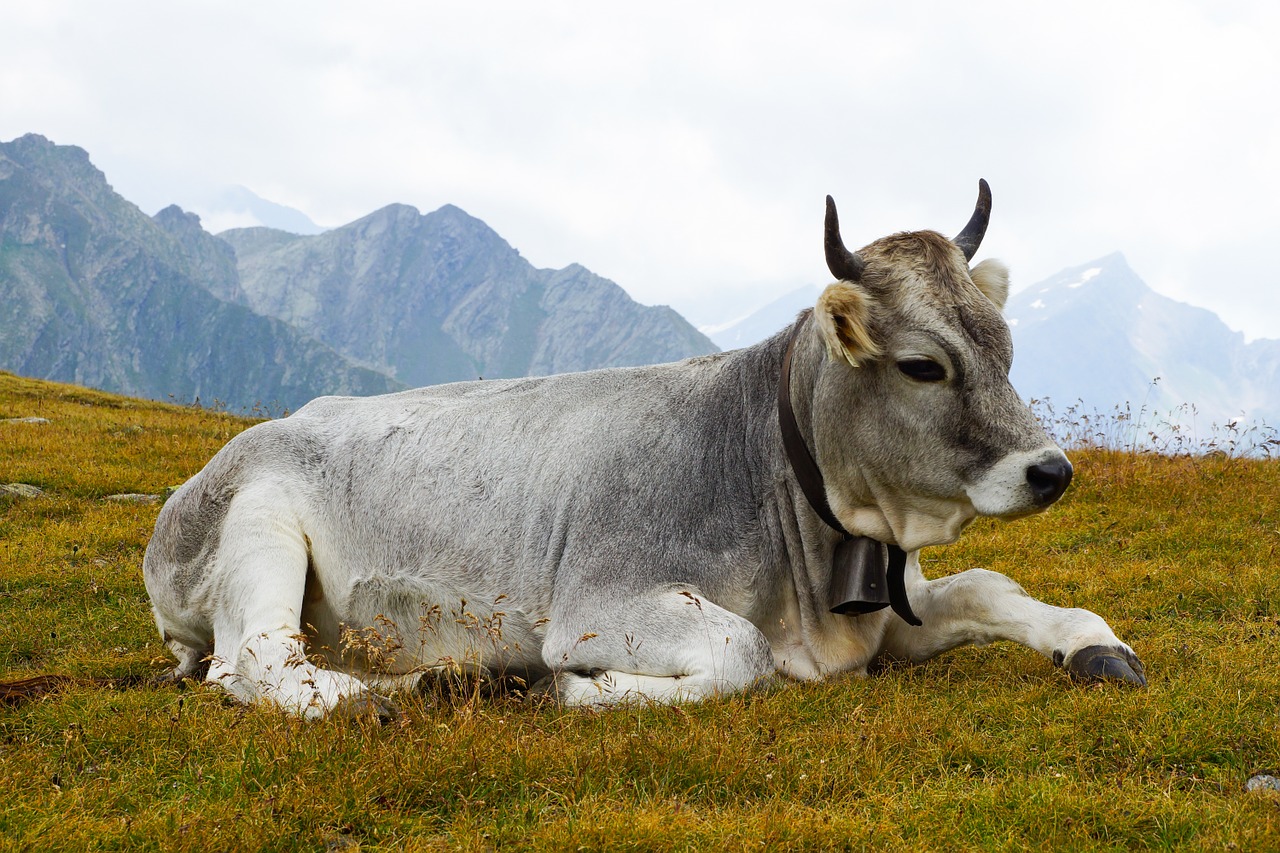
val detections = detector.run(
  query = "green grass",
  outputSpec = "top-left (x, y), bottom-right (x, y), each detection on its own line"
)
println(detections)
top-left (2, 369), bottom-right (1279, 851)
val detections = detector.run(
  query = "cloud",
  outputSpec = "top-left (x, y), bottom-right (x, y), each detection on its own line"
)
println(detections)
top-left (2, 1), bottom-right (1277, 337)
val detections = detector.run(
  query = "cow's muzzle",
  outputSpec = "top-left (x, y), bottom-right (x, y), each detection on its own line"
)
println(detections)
top-left (1026, 457), bottom-right (1073, 506)
top-left (966, 447), bottom-right (1075, 518)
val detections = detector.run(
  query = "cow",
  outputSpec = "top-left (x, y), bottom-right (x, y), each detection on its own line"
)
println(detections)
top-left (142, 181), bottom-right (1145, 718)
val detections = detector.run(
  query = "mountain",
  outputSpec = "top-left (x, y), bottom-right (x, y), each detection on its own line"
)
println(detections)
top-left (705, 252), bottom-right (1280, 430)
top-left (218, 204), bottom-right (715, 386)
top-left (1006, 253), bottom-right (1280, 427)
top-left (704, 283), bottom-right (819, 351)
top-left (0, 134), bottom-right (402, 412)
top-left (152, 204), bottom-right (244, 304)
top-left (0, 133), bottom-right (715, 413)
top-left (183, 185), bottom-right (327, 235)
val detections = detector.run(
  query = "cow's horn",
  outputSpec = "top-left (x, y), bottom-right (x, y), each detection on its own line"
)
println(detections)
top-left (824, 195), bottom-right (866, 282)
top-left (952, 179), bottom-right (992, 262)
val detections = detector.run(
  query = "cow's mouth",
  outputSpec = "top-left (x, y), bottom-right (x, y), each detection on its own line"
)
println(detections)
top-left (966, 447), bottom-right (1074, 518)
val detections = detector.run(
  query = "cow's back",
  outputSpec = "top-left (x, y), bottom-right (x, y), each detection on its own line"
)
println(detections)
top-left (285, 354), bottom-right (781, 610)
top-left (144, 347), bottom-right (787, 657)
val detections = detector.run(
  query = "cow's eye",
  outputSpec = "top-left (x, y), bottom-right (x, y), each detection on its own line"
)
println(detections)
top-left (897, 358), bottom-right (947, 382)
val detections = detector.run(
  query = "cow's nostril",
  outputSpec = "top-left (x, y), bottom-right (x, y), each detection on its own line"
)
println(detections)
top-left (1026, 459), bottom-right (1073, 505)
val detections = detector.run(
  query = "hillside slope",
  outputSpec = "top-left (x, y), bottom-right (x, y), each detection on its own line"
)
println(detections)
top-left (1, 370), bottom-right (1278, 849)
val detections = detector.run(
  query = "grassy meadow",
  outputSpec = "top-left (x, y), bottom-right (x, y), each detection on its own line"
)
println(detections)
top-left (1, 369), bottom-right (1279, 851)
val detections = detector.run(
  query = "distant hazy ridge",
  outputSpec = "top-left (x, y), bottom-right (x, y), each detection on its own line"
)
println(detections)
top-left (708, 254), bottom-right (1280, 429)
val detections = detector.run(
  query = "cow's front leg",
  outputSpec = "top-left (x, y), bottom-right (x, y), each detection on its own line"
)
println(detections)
top-left (536, 582), bottom-right (776, 706)
top-left (877, 552), bottom-right (1145, 685)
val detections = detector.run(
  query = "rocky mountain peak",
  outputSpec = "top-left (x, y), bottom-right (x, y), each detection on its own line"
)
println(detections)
top-left (0, 135), bottom-right (404, 412)
top-left (4, 134), bottom-right (114, 204)
top-left (2, 133), bottom-right (715, 412)
top-left (152, 204), bottom-right (242, 304)
top-left (219, 200), bottom-right (713, 387)
top-left (153, 204), bottom-right (205, 233)
top-left (1006, 253), bottom-right (1278, 428)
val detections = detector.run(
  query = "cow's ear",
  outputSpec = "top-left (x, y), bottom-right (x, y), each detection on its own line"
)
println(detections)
top-left (970, 259), bottom-right (1010, 310)
top-left (815, 282), bottom-right (882, 368)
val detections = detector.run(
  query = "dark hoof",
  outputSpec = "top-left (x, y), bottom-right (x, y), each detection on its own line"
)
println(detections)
top-left (333, 691), bottom-right (399, 721)
top-left (1064, 644), bottom-right (1147, 687)
top-left (523, 673), bottom-right (564, 706)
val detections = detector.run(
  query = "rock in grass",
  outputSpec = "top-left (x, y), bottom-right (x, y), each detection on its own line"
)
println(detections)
top-left (1247, 774), bottom-right (1280, 793)
top-left (1, 483), bottom-right (44, 498)
top-left (0, 417), bottom-right (50, 425)
top-left (104, 493), bottom-right (162, 504)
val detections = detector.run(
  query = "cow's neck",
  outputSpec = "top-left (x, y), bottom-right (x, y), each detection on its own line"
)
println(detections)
top-left (777, 315), bottom-right (921, 627)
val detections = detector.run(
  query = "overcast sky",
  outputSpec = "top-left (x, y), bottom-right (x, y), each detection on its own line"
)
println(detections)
top-left (3, 1), bottom-right (1277, 338)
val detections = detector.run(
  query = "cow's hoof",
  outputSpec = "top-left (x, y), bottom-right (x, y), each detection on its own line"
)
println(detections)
top-left (523, 673), bottom-right (564, 706)
top-left (332, 691), bottom-right (399, 721)
top-left (1064, 644), bottom-right (1147, 687)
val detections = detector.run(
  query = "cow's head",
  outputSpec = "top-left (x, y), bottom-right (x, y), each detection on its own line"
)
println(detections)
top-left (807, 181), bottom-right (1071, 551)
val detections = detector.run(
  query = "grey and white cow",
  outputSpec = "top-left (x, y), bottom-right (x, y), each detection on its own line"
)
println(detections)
top-left (143, 182), bottom-right (1145, 718)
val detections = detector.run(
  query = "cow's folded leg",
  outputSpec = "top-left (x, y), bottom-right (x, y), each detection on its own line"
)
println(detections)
top-left (200, 490), bottom-right (390, 719)
top-left (538, 584), bottom-right (775, 706)
top-left (877, 556), bottom-right (1146, 686)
